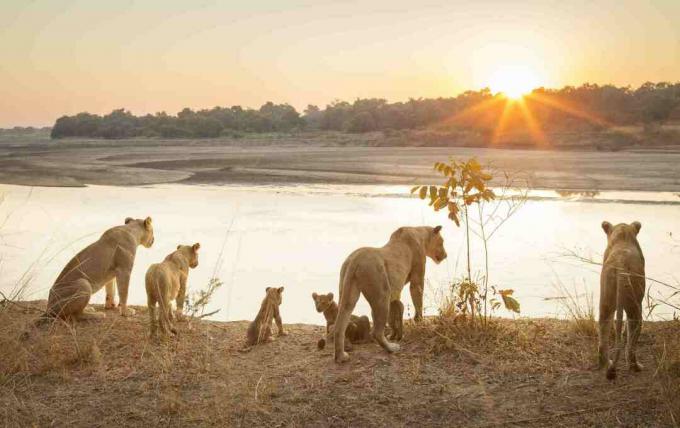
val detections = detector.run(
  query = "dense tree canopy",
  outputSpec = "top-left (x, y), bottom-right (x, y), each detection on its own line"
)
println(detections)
top-left (50, 82), bottom-right (680, 139)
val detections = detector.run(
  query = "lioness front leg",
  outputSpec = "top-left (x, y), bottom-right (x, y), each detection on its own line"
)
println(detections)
top-left (115, 268), bottom-right (135, 317)
top-left (409, 273), bottom-right (425, 322)
top-left (175, 276), bottom-right (187, 322)
top-left (104, 279), bottom-right (117, 310)
top-left (113, 246), bottom-right (136, 317)
top-left (274, 307), bottom-right (287, 336)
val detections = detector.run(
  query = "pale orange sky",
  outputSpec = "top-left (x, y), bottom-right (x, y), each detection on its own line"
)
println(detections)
top-left (1, 0), bottom-right (679, 127)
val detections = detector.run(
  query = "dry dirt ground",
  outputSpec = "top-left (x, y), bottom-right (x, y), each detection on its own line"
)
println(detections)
top-left (1, 301), bottom-right (678, 427)
top-left (2, 134), bottom-right (680, 191)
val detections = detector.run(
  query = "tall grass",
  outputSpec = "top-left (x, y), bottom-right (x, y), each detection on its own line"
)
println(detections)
top-left (550, 278), bottom-right (597, 337)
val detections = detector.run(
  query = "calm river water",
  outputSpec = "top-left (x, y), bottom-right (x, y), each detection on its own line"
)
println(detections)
top-left (0, 183), bottom-right (677, 323)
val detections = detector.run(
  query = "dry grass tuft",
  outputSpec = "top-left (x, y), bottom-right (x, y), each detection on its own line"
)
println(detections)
top-left (652, 321), bottom-right (680, 426)
top-left (551, 279), bottom-right (597, 338)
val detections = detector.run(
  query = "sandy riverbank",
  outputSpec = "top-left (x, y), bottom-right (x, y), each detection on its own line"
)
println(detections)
top-left (2, 134), bottom-right (680, 191)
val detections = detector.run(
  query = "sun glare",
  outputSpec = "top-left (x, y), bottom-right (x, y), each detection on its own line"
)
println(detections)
top-left (488, 65), bottom-right (541, 100)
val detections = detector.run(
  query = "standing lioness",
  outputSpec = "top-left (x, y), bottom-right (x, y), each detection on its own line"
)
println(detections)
top-left (43, 217), bottom-right (154, 321)
top-left (598, 221), bottom-right (645, 380)
top-left (334, 226), bottom-right (447, 363)
top-left (145, 243), bottom-right (200, 337)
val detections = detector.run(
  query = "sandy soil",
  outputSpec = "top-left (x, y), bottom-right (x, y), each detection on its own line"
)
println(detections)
top-left (2, 135), bottom-right (680, 191)
top-left (1, 301), bottom-right (677, 427)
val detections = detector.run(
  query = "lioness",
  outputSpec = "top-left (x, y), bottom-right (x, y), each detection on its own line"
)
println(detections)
top-left (598, 221), bottom-right (645, 380)
top-left (246, 287), bottom-right (287, 346)
top-left (145, 243), bottom-right (200, 337)
top-left (334, 226), bottom-right (447, 363)
top-left (42, 217), bottom-right (154, 321)
top-left (312, 292), bottom-right (371, 350)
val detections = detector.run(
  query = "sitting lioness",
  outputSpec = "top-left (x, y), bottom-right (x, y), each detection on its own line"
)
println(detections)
top-left (312, 292), bottom-right (371, 350)
top-left (42, 217), bottom-right (154, 321)
top-left (598, 221), bottom-right (646, 380)
top-left (145, 243), bottom-right (200, 337)
top-left (246, 287), bottom-right (287, 346)
top-left (334, 226), bottom-right (447, 363)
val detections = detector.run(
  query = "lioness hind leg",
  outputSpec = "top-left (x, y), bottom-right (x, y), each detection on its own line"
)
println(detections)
top-left (626, 317), bottom-right (643, 372)
top-left (388, 300), bottom-right (404, 341)
top-left (334, 284), bottom-right (361, 363)
top-left (597, 300), bottom-right (615, 370)
top-left (52, 279), bottom-right (102, 321)
top-left (369, 295), bottom-right (400, 354)
top-left (147, 295), bottom-right (158, 339)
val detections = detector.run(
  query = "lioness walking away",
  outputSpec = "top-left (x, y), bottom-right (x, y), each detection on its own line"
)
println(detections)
top-left (246, 287), bottom-right (287, 346)
top-left (598, 221), bottom-right (645, 380)
top-left (42, 217), bottom-right (155, 322)
top-left (312, 292), bottom-right (370, 350)
top-left (145, 243), bottom-right (200, 337)
top-left (334, 226), bottom-right (447, 363)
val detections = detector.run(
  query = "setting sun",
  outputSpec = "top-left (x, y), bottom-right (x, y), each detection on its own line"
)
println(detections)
top-left (488, 65), bottom-right (543, 99)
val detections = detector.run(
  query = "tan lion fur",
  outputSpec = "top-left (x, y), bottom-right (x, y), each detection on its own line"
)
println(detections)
top-left (145, 243), bottom-right (200, 338)
top-left (246, 287), bottom-right (287, 346)
top-left (312, 292), bottom-right (371, 350)
top-left (333, 225), bottom-right (447, 363)
top-left (598, 221), bottom-right (646, 380)
top-left (42, 217), bottom-right (154, 322)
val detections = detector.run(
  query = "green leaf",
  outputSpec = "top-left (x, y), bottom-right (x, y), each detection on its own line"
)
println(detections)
top-left (498, 289), bottom-right (521, 314)
top-left (410, 185), bottom-right (420, 194)
top-left (419, 186), bottom-right (427, 199)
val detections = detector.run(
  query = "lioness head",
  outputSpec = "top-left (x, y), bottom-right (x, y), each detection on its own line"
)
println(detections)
top-left (265, 286), bottom-right (284, 305)
top-left (177, 243), bottom-right (200, 268)
top-left (602, 221), bottom-right (641, 247)
top-left (426, 225), bottom-right (447, 264)
top-left (312, 292), bottom-right (334, 312)
top-left (125, 216), bottom-right (155, 248)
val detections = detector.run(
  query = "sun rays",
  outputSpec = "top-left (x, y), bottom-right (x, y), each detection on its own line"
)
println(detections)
top-left (443, 80), bottom-right (610, 148)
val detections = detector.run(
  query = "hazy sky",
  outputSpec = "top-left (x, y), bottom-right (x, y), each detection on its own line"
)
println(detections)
top-left (1, 0), bottom-right (679, 127)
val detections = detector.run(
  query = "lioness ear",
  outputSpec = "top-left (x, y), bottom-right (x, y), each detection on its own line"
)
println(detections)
top-left (265, 287), bottom-right (271, 292)
top-left (125, 217), bottom-right (133, 224)
top-left (312, 292), bottom-right (318, 299)
top-left (278, 287), bottom-right (284, 294)
top-left (144, 217), bottom-right (153, 229)
top-left (327, 292), bottom-right (334, 300)
top-left (601, 221), bottom-right (612, 235)
top-left (433, 225), bottom-right (442, 234)
top-left (177, 245), bottom-right (181, 250)
top-left (632, 221), bottom-right (641, 235)
top-left (193, 243), bottom-right (201, 252)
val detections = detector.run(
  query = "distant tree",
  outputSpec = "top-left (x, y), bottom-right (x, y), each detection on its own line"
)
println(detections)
top-left (48, 81), bottom-right (680, 140)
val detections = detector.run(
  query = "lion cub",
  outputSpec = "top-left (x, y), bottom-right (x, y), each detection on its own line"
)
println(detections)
top-left (145, 243), bottom-right (200, 337)
top-left (246, 287), bottom-right (287, 346)
top-left (312, 292), bottom-right (371, 350)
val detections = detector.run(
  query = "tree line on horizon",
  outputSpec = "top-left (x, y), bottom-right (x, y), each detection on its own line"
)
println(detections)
top-left (50, 82), bottom-right (680, 139)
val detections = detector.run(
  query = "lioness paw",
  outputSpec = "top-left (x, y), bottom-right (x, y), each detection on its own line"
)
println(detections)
top-left (335, 351), bottom-right (351, 363)
top-left (278, 330), bottom-right (289, 336)
top-left (120, 306), bottom-right (136, 317)
top-left (386, 342), bottom-right (401, 353)
top-left (630, 362), bottom-right (643, 372)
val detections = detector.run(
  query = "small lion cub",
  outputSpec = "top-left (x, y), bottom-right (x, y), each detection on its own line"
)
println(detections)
top-left (145, 243), bottom-right (200, 338)
top-left (312, 292), bottom-right (371, 350)
top-left (246, 287), bottom-right (287, 346)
